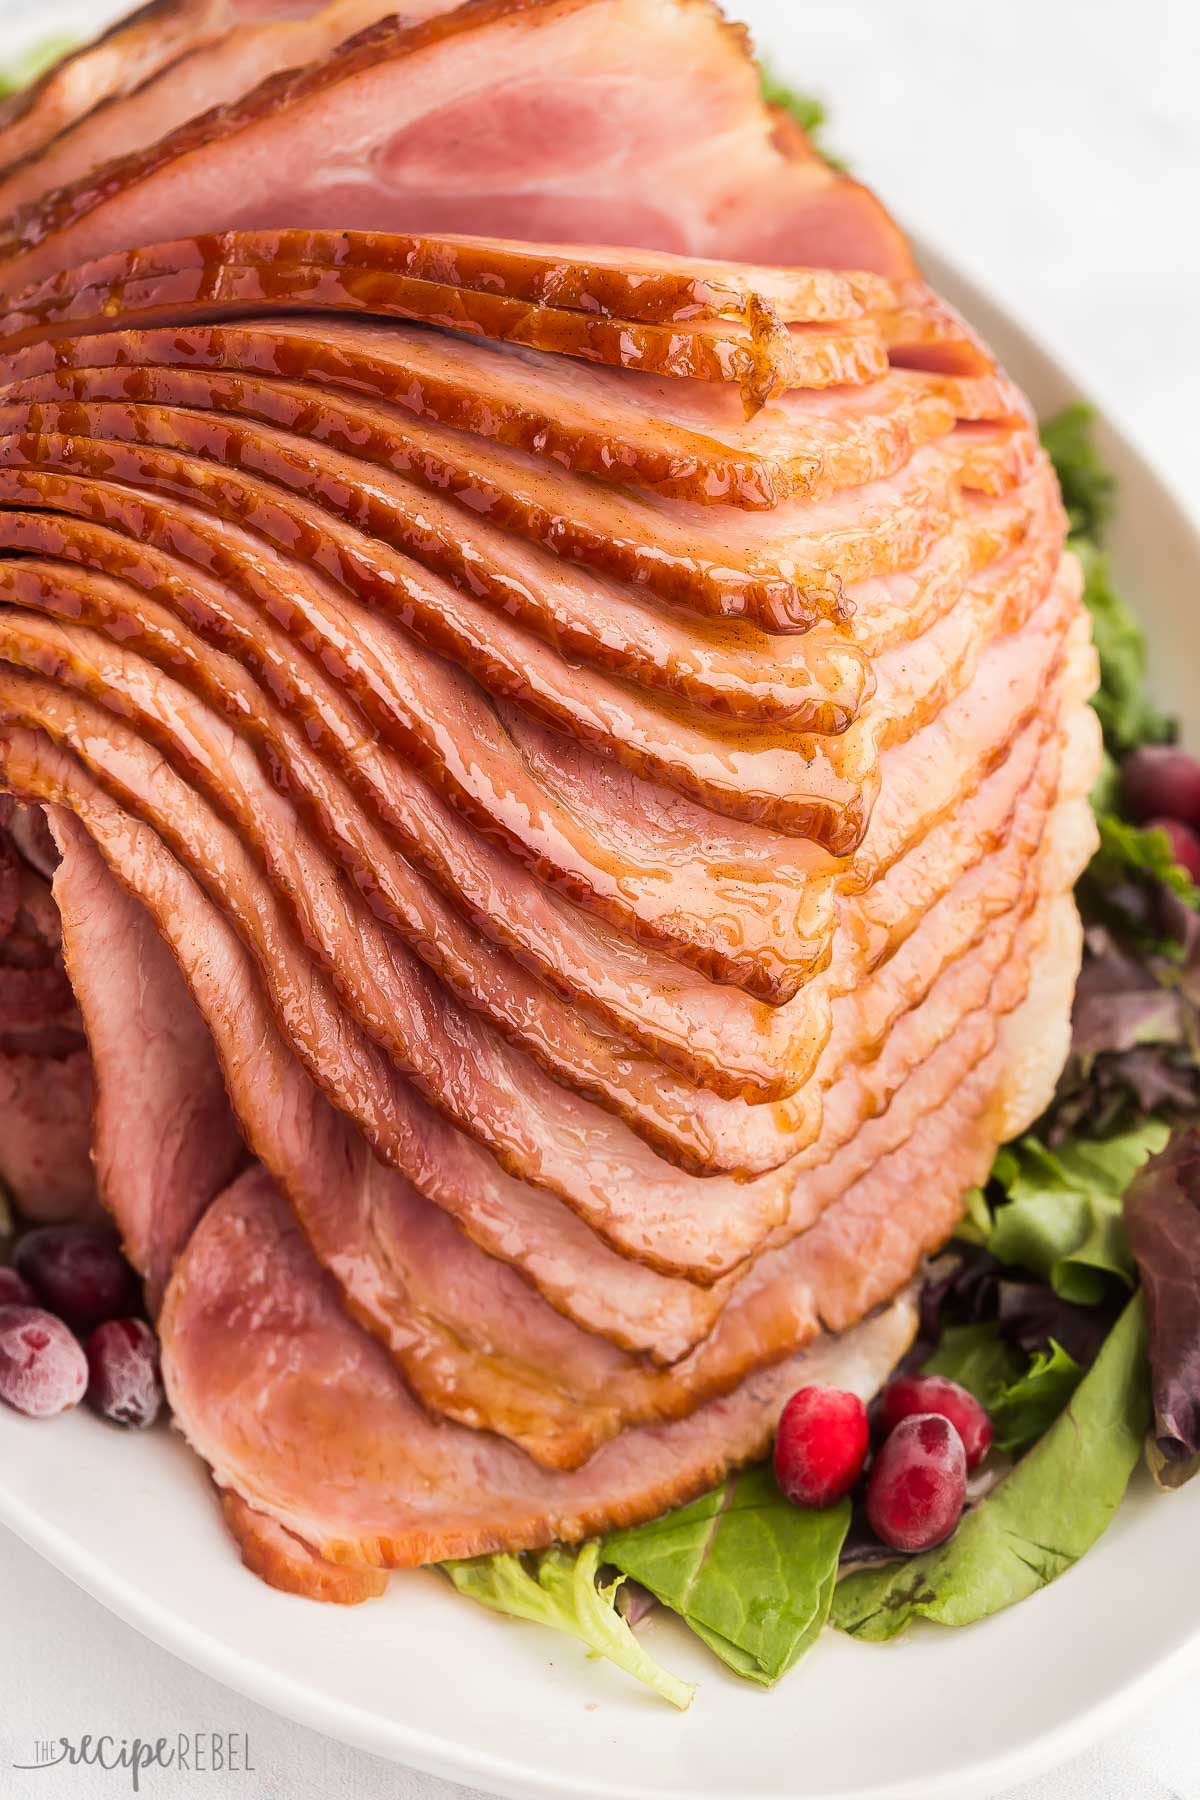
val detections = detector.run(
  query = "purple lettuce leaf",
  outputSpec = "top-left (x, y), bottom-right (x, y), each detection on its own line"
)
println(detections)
top-left (1042, 917), bottom-right (1200, 1146)
top-left (1123, 1128), bottom-right (1200, 1461)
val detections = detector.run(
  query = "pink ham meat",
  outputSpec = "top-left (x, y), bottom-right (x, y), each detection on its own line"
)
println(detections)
top-left (162, 1165), bottom-right (918, 1568)
top-left (0, 313), bottom-right (1020, 522)
top-left (0, 802), bottom-right (96, 1223)
top-left (0, 590), bottom-right (1093, 1404)
top-left (221, 1492), bottom-right (389, 1604)
top-left (0, 0), bottom-right (914, 293)
top-left (43, 795), bottom-right (1052, 1470)
top-left (0, 578), bottom-right (1078, 1248)
top-left (0, 2), bottom-right (1102, 1596)
top-left (6, 228), bottom-right (905, 331)
top-left (49, 807), bottom-right (243, 1311)
top-left (0, 6), bottom-right (422, 223)
top-left (0, 1046), bottom-right (95, 1223)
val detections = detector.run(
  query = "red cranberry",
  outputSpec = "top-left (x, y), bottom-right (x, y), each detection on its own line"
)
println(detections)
top-left (14, 1225), bottom-right (135, 1333)
top-left (867, 1413), bottom-right (967, 1552)
top-left (1122, 747), bottom-right (1200, 828)
top-left (0, 1266), bottom-right (34, 1308)
top-left (0, 1304), bottom-right (88, 1418)
top-left (86, 1318), bottom-right (163, 1429)
top-left (1145, 817), bottom-right (1200, 887)
top-left (774, 1385), bottom-right (869, 1508)
top-left (880, 1374), bottom-right (993, 1470)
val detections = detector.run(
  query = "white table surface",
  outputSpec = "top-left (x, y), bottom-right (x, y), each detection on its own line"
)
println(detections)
top-left (1, 1), bottom-right (1198, 1796)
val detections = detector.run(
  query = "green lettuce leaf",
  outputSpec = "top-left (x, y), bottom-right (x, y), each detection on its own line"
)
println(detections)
top-left (1040, 405), bottom-right (1173, 756)
top-left (924, 1324), bottom-right (1081, 1456)
top-left (442, 1541), bottom-right (693, 1710)
top-left (1089, 813), bottom-right (1200, 906)
top-left (924, 1321), bottom-right (1020, 1398)
top-left (1073, 538), bottom-right (1174, 756)
top-left (984, 1121), bottom-right (1169, 1302)
top-left (832, 1295), bottom-right (1150, 1640)
top-left (1040, 403), bottom-right (1115, 541)
top-left (604, 1465), bottom-right (849, 1686)
top-left (953, 1185), bottom-right (994, 1246)
top-left (0, 36), bottom-right (75, 98)
top-left (989, 1341), bottom-right (1084, 1455)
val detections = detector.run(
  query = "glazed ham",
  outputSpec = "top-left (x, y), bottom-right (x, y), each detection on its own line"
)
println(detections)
top-left (0, 6), bottom-right (419, 224)
top-left (0, 0), bottom-right (1101, 1590)
top-left (0, 2), bottom-right (233, 168)
top-left (0, 0), bottom-right (913, 292)
top-left (0, 801), bottom-right (97, 1221)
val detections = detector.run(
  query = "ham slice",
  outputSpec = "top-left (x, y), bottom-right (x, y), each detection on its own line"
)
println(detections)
top-left (43, 791), bottom-right (1081, 1473)
top-left (0, 576), bottom-right (1079, 1195)
top-left (0, 6), bottom-right (418, 223)
top-left (7, 228), bottom-right (903, 331)
top-left (221, 1492), bottom-right (389, 1604)
top-left (0, 1047), bottom-right (95, 1223)
top-left (1, 590), bottom-right (1095, 1393)
top-left (161, 1165), bottom-right (918, 1566)
top-left (49, 806), bottom-right (243, 1310)
top-left (0, 802), bottom-right (95, 1223)
top-left (0, 0), bottom-right (914, 293)
top-left (0, 2), bottom-right (232, 169)
top-left (0, 483), bottom-right (1066, 1124)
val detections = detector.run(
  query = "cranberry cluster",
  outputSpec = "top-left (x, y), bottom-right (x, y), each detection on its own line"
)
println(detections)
top-left (773, 1371), bottom-right (991, 1553)
top-left (0, 1226), bottom-right (162, 1429)
top-left (1122, 746), bottom-right (1200, 884)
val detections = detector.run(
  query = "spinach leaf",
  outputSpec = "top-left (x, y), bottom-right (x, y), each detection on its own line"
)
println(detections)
top-left (985, 1121), bottom-right (1168, 1302)
top-left (605, 1465), bottom-right (849, 1686)
top-left (832, 1295), bottom-right (1150, 1640)
top-left (443, 1541), bottom-right (693, 1710)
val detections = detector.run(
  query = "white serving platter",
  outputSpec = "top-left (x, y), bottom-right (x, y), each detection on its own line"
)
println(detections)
top-left (1, 247), bottom-right (1199, 1800)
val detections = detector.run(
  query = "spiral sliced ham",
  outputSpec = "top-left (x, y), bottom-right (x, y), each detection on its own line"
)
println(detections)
top-left (0, 0), bottom-right (1101, 1594)
top-left (0, 6), bottom-right (417, 224)
top-left (0, 1), bottom-right (231, 169)
top-left (0, 0), bottom-right (913, 293)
